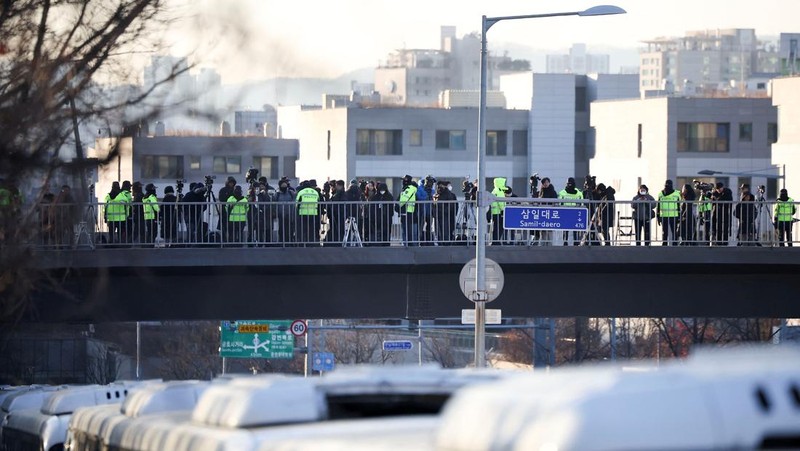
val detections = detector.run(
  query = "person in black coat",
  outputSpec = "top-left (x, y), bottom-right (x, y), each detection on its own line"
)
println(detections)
top-left (327, 180), bottom-right (346, 246)
top-left (161, 186), bottom-right (178, 243)
top-left (434, 181), bottom-right (458, 245)
top-left (368, 182), bottom-right (395, 246)
top-left (181, 183), bottom-right (207, 244)
top-left (734, 184), bottom-right (757, 246)
top-left (596, 184), bottom-right (616, 246)
top-left (710, 181), bottom-right (733, 246)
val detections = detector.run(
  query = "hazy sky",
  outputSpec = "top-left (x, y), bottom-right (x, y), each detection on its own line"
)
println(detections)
top-left (169, 0), bottom-right (800, 83)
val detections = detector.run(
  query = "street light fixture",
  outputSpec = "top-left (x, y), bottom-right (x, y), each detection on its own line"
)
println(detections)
top-left (474, 5), bottom-right (626, 368)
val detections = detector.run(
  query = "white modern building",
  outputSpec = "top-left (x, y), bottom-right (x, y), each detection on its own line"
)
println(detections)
top-left (546, 44), bottom-right (610, 75)
top-left (501, 73), bottom-right (640, 188)
top-left (89, 136), bottom-right (299, 202)
top-left (278, 105), bottom-right (529, 196)
top-left (771, 76), bottom-right (800, 197)
top-left (590, 96), bottom-right (778, 199)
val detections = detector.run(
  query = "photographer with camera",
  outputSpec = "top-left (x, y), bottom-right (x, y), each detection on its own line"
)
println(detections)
top-left (710, 181), bottom-right (733, 246)
top-left (693, 180), bottom-right (713, 245)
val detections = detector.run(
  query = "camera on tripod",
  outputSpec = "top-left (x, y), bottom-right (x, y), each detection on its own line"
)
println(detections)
top-left (584, 175), bottom-right (597, 191)
top-left (692, 179), bottom-right (713, 194)
top-left (204, 175), bottom-right (216, 187)
top-left (246, 167), bottom-right (259, 185)
top-left (175, 179), bottom-right (186, 193)
top-left (529, 173), bottom-right (540, 195)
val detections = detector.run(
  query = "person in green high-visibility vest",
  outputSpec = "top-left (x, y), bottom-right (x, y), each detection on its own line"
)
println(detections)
top-left (295, 180), bottom-right (321, 246)
top-left (396, 175), bottom-right (418, 246)
top-left (774, 188), bottom-right (796, 247)
top-left (490, 177), bottom-right (509, 245)
top-left (142, 183), bottom-right (160, 243)
top-left (226, 185), bottom-right (249, 245)
top-left (657, 179), bottom-right (681, 246)
top-left (558, 177), bottom-right (584, 246)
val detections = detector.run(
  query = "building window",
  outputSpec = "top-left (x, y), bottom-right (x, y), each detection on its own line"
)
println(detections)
top-left (512, 130), bottom-right (527, 156)
top-left (677, 122), bottom-right (729, 152)
top-left (768, 123), bottom-right (778, 144)
top-left (141, 155), bottom-right (184, 179)
top-left (435, 130), bottom-right (466, 150)
top-left (409, 129), bottom-right (422, 147)
top-left (356, 129), bottom-right (403, 155)
top-left (575, 86), bottom-right (587, 112)
top-left (253, 156), bottom-right (279, 180)
top-left (637, 124), bottom-right (643, 158)
top-left (739, 123), bottom-right (753, 142)
top-left (486, 131), bottom-right (507, 156)
top-left (213, 156), bottom-right (241, 174)
top-left (189, 155), bottom-right (201, 170)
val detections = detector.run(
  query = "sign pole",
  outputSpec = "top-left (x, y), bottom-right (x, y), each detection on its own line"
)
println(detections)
top-left (304, 319), bottom-right (311, 378)
top-left (474, 300), bottom-right (486, 367)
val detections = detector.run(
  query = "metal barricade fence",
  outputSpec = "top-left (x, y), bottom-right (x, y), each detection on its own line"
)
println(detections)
top-left (23, 198), bottom-right (800, 249)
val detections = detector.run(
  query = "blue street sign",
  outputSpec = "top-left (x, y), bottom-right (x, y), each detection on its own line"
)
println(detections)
top-left (312, 352), bottom-right (335, 372)
top-left (382, 340), bottom-right (414, 351)
top-left (503, 206), bottom-right (590, 231)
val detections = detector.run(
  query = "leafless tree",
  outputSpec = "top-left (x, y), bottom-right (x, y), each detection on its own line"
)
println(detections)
top-left (158, 321), bottom-right (221, 380)
top-left (0, 0), bottom-right (192, 323)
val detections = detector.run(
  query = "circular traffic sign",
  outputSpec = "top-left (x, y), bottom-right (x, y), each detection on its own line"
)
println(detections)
top-left (459, 258), bottom-right (504, 303)
top-left (290, 320), bottom-right (307, 337)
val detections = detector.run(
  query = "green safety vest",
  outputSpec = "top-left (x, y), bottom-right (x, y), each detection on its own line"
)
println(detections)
top-left (491, 187), bottom-right (506, 215)
top-left (399, 185), bottom-right (417, 214)
top-left (0, 188), bottom-right (9, 207)
top-left (105, 191), bottom-right (129, 222)
top-left (143, 194), bottom-right (160, 220)
top-left (776, 198), bottom-right (795, 222)
top-left (296, 187), bottom-right (320, 216)
top-left (227, 196), bottom-right (249, 222)
top-left (658, 191), bottom-right (681, 218)
top-left (558, 189), bottom-right (583, 206)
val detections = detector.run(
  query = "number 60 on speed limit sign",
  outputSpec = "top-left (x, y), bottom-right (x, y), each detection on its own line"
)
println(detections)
top-left (290, 320), bottom-right (307, 337)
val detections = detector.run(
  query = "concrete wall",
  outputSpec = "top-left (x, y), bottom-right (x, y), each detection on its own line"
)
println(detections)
top-left (772, 76), bottom-right (800, 197)
top-left (530, 74), bottom-right (577, 187)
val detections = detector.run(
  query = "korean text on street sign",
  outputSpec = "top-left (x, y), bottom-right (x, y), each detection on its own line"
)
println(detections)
top-left (220, 320), bottom-right (294, 359)
top-left (503, 206), bottom-right (589, 231)
top-left (382, 340), bottom-right (414, 351)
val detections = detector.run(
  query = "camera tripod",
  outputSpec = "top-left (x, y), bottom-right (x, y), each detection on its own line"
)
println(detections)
top-left (755, 194), bottom-right (775, 246)
top-left (454, 199), bottom-right (476, 242)
top-left (342, 217), bottom-right (363, 247)
top-left (204, 185), bottom-right (222, 243)
top-left (73, 185), bottom-right (96, 249)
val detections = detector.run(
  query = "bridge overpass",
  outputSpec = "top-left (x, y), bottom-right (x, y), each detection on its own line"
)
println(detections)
top-left (26, 246), bottom-right (800, 322)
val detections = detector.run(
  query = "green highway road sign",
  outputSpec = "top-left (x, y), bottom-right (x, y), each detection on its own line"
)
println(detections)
top-left (220, 320), bottom-right (295, 359)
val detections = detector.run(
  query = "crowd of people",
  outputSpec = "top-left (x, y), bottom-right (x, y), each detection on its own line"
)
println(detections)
top-left (14, 172), bottom-right (797, 248)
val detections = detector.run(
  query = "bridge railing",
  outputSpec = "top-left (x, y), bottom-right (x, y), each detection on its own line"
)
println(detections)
top-left (27, 198), bottom-right (799, 249)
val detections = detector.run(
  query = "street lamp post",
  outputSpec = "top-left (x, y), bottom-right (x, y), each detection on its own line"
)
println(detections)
top-left (475, 5), bottom-right (625, 368)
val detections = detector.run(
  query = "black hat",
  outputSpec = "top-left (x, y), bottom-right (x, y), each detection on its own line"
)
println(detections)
top-left (227, 176), bottom-right (236, 184)
top-left (567, 177), bottom-right (576, 186)
top-left (715, 182), bottom-right (724, 189)
top-left (665, 179), bottom-right (673, 187)
top-left (145, 183), bottom-right (156, 193)
top-left (780, 188), bottom-right (788, 194)
top-left (403, 174), bottom-right (412, 182)
top-left (121, 181), bottom-right (131, 190)
top-left (164, 186), bottom-right (174, 194)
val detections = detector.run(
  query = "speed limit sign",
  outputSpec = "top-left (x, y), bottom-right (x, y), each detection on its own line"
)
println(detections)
top-left (290, 320), bottom-right (307, 337)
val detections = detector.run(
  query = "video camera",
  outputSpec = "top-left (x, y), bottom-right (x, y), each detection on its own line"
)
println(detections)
top-left (175, 179), bottom-right (186, 193)
top-left (692, 179), bottom-right (714, 194)
top-left (584, 174), bottom-right (597, 191)
top-left (529, 173), bottom-right (540, 196)
top-left (204, 174), bottom-right (216, 187)
top-left (246, 167), bottom-right (259, 185)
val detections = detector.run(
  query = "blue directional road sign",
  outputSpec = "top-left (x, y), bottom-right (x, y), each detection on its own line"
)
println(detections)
top-left (312, 352), bottom-right (335, 372)
top-left (504, 206), bottom-right (589, 231)
top-left (382, 340), bottom-right (414, 352)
